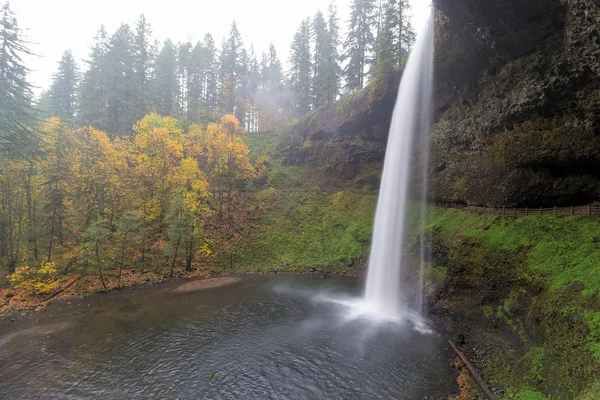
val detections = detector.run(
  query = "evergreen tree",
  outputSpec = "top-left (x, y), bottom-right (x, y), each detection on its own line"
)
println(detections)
top-left (105, 23), bottom-right (136, 135)
top-left (153, 39), bottom-right (178, 116)
top-left (343, 0), bottom-right (377, 91)
top-left (187, 40), bottom-right (204, 121)
top-left (246, 45), bottom-right (261, 132)
top-left (0, 2), bottom-right (36, 154)
top-left (219, 21), bottom-right (244, 115)
top-left (312, 10), bottom-right (329, 109)
top-left (133, 14), bottom-right (153, 120)
top-left (48, 50), bottom-right (79, 124)
top-left (376, 0), bottom-right (415, 67)
top-left (289, 18), bottom-right (312, 117)
top-left (177, 41), bottom-right (191, 118)
top-left (323, 1), bottom-right (342, 104)
top-left (78, 26), bottom-right (109, 130)
top-left (203, 34), bottom-right (219, 111)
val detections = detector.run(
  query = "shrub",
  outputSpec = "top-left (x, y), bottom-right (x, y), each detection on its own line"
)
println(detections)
top-left (9, 262), bottom-right (60, 295)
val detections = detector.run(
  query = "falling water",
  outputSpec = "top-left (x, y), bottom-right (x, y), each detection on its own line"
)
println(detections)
top-left (364, 9), bottom-right (434, 319)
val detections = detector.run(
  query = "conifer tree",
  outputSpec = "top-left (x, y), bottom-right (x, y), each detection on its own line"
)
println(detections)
top-left (105, 23), bottom-right (136, 135)
top-left (312, 10), bottom-right (329, 109)
top-left (78, 26), bottom-right (109, 130)
top-left (0, 2), bottom-right (36, 154)
top-left (324, 1), bottom-right (342, 104)
top-left (133, 14), bottom-right (153, 120)
top-left (289, 18), bottom-right (312, 117)
top-left (343, 0), bottom-right (377, 91)
top-left (48, 50), bottom-right (79, 124)
top-left (203, 34), bottom-right (219, 111)
top-left (153, 39), bottom-right (178, 116)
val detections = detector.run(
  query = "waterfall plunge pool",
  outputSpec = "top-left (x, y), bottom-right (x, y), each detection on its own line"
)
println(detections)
top-left (0, 275), bottom-right (457, 399)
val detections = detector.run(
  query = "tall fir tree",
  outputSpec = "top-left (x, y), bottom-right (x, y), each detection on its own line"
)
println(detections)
top-left (153, 39), bottom-right (178, 116)
top-left (219, 21), bottom-right (244, 115)
top-left (105, 23), bottom-right (136, 135)
top-left (133, 14), bottom-right (153, 121)
top-left (343, 0), bottom-right (377, 91)
top-left (202, 34), bottom-right (219, 111)
top-left (289, 18), bottom-right (312, 117)
top-left (376, 0), bottom-right (415, 67)
top-left (312, 10), bottom-right (329, 109)
top-left (324, 1), bottom-right (342, 104)
top-left (0, 2), bottom-right (36, 154)
top-left (48, 50), bottom-right (79, 124)
top-left (176, 41), bottom-right (191, 118)
top-left (78, 26), bottom-right (109, 130)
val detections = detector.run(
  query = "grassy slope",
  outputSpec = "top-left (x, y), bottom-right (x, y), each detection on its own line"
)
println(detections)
top-left (423, 209), bottom-right (600, 399)
top-left (232, 189), bottom-right (376, 273)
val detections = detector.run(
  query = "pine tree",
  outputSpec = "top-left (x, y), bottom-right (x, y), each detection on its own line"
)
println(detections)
top-left (177, 41), bottom-right (191, 118)
top-left (153, 39), bottom-right (178, 116)
top-left (187, 40), bottom-right (204, 121)
top-left (0, 2), bottom-right (36, 154)
top-left (246, 45), bottom-right (261, 132)
top-left (289, 18), bottom-right (312, 117)
top-left (312, 10), bottom-right (329, 109)
top-left (48, 50), bottom-right (79, 124)
top-left (376, 0), bottom-right (415, 67)
top-left (219, 21), bottom-right (244, 115)
top-left (133, 14), bottom-right (153, 121)
top-left (78, 26), bottom-right (109, 130)
top-left (202, 34), bottom-right (219, 111)
top-left (324, 1), bottom-right (342, 104)
top-left (343, 0), bottom-right (377, 91)
top-left (105, 23), bottom-right (136, 135)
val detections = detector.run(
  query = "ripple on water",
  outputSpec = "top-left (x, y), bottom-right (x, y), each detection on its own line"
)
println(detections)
top-left (0, 275), bottom-right (456, 399)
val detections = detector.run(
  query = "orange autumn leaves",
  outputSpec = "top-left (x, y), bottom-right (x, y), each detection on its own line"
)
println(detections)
top-left (37, 113), bottom-right (258, 264)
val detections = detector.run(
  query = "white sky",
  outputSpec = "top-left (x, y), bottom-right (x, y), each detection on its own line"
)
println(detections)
top-left (13, 0), bottom-right (430, 94)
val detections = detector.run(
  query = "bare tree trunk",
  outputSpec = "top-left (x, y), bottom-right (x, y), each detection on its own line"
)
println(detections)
top-left (96, 241), bottom-right (107, 291)
top-left (47, 208), bottom-right (56, 262)
top-left (170, 236), bottom-right (181, 278)
top-left (185, 239), bottom-right (194, 272)
top-left (118, 233), bottom-right (127, 289)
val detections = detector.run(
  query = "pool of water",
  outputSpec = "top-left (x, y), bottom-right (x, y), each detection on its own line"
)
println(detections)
top-left (0, 275), bottom-right (457, 399)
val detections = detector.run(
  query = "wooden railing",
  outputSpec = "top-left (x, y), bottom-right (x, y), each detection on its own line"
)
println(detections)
top-left (433, 202), bottom-right (600, 217)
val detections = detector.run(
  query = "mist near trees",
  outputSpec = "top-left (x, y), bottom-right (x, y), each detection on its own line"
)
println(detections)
top-left (0, 0), bottom-right (414, 280)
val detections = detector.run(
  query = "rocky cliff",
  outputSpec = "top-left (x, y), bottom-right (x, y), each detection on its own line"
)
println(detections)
top-left (285, 0), bottom-right (600, 206)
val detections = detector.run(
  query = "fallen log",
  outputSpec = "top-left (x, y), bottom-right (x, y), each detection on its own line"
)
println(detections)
top-left (39, 276), bottom-right (81, 304)
top-left (449, 340), bottom-right (496, 400)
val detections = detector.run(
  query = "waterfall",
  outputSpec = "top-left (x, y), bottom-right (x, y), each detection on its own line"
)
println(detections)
top-left (364, 9), bottom-right (434, 319)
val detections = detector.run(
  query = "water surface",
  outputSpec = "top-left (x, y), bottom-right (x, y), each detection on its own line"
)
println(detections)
top-left (0, 275), bottom-right (456, 399)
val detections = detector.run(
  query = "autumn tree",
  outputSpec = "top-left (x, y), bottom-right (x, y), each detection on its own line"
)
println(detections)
top-left (39, 117), bottom-right (73, 262)
top-left (115, 211), bottom-right (141, 288)
top-left (83, 218), bottom-right (111, 291)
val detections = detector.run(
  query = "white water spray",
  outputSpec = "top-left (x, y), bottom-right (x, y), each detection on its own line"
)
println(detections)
top-left (364, 9), bottom-right (434, 319)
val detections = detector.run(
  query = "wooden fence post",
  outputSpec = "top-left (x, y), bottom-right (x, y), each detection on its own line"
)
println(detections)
top-left (540, 207), bottom-right (542, 215)
top-left (502, 207), bottom-right (505, 215)
top-left (571, 206), bottom-right (574, 216)
top-left (554, 206), bottom-right (557, 214)
top-left (525, 207), bottom-right (528, 216)
top-left (514, 208), bottom-right (516, 217)
top-left (589, 204), bottom-right (592, 216)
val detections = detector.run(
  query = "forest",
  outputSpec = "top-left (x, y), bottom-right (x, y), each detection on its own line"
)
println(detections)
top-left (0, 0), bottom-right (414, 296)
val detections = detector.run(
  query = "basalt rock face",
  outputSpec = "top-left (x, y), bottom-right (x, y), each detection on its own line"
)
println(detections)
top-left (285, 0), bottom-right (600, 206)
top-left (432, 0), bottom-right (600, 207)
top-left (281, 67), bottom-right (397, 188)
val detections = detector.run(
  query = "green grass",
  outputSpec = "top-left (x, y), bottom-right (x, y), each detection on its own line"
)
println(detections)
top-left (421, 208), bottom-right (600, 398)
top-left (232, 189), bottom-right (376, 273)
